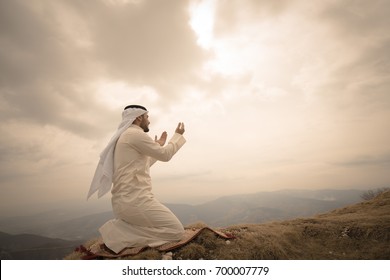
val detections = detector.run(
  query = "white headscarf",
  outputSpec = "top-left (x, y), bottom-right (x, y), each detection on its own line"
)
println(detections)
top-left (87, 107), bottom-right (147, 199)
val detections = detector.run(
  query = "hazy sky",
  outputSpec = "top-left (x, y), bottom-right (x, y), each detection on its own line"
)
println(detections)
top-left (1, 0), bottom-right (389, 216)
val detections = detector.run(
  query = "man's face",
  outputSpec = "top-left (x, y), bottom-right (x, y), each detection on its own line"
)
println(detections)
top-left (140, 113), bottom-right (150, 132)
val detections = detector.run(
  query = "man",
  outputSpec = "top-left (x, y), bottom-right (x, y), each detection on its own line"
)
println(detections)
top-left (88, 105), bottom-right (186, 253)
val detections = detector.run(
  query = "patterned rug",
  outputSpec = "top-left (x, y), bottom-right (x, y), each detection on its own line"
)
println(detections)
top-left (75, 227), bottom-right (234, 259)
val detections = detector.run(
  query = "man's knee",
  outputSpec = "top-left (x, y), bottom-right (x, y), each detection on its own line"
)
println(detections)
top-left (171, 223), bottom-right (185, 239)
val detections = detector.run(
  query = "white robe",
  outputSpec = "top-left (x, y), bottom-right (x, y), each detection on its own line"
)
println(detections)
top-left (99, 125), bottom-right (186, 253)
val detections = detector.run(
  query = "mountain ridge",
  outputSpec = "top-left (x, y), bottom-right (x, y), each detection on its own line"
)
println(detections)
top-left (0, 231), bottom-right (83, 260)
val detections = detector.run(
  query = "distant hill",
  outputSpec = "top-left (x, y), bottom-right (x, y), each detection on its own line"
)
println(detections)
top-left (0, 189), bottom-right (364, 241)
top-left (170, 189), bottom-right (364, 226)
top-left (66, 190), bottom-right (390, 260)
top-left (0, 232), bottom-right (83, 260)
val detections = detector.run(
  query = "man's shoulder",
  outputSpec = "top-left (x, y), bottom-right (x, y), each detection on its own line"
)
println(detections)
top-left (119, 126), bottom-right (146, 141)
top-left (124, 125), bottom-right (143, 134)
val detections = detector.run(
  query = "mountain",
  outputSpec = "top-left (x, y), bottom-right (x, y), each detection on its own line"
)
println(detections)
top-left (170, 189), bottom-right (364, 226)
top-left (66, 190), bottom-right (390, 260)
top-left (0, 189), bottom-right (364, 241)
top-left (0, 231), bottom-right (83, 260)
top-left (0, 199), bottom-right (111, 237)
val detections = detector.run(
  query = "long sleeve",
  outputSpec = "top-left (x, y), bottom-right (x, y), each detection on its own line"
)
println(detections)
top-left (131, 131), bottom-right (186, 162)
top-left (149, 133), bottom-right (186, 166)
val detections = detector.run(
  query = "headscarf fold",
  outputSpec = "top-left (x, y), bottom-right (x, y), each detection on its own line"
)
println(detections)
top-left (87, 107), bottom-right (147, 199)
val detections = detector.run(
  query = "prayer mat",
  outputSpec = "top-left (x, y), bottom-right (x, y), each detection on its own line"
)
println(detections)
top-left (75, 227), bottom-right (235, 259)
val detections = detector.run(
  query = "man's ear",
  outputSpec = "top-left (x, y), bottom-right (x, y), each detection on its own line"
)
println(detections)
top-left (132, 116), bottom-right (140, 125)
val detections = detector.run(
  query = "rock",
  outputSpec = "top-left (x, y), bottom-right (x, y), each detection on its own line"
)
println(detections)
top-left (162, 252), bottom-right (173, 260)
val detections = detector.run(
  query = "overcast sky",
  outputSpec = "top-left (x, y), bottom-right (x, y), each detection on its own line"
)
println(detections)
top-left (1, 0), bottom-right (389, 216)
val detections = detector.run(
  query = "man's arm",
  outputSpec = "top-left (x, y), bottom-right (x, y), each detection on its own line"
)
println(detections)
top-left (134, 123), bottom-right (186, 163)
top-left (149, 132), bottom-right (167, 166)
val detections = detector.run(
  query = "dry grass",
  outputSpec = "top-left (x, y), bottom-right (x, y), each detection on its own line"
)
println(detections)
top-left (65, 191), bottom-right (390, 260)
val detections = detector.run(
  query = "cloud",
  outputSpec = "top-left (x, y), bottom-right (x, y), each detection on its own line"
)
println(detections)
top-left (315, 0), bottom-right (390, 109)
top-left (0, 0), bottom-right (104, 137)
top-left (333, 154), bottom-right (390, 167)
top-left (0, 0), bottom-right (206, 138)
top-left (320, 0), bottom-right (390, 38)
top-left (214, 0), bottom-right (294, 34)
top-left (71, 0), bottom-right (206, 90)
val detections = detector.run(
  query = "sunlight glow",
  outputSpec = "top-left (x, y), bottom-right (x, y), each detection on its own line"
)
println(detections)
top-left (188, 0), bottom-right (216, 49)
top-left (189, 2), bottom-right (281, 86)
top-left (204, 26), bottom-right (278, 80)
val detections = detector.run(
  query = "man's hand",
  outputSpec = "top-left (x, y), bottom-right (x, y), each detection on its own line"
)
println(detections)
top-left (155, 131), bottom-right (167, 146)
top-left (175, 122), bottom-right (185, 135)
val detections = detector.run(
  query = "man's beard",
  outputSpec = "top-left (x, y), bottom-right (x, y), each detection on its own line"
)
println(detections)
top-left (141, 123), bottom-right (149, 132)
top-left (140, 119), bottom-right (149, 132)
